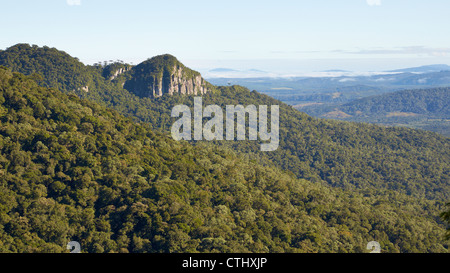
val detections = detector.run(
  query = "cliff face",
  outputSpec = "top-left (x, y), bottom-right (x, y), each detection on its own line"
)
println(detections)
top-left (102, 63), bottom-right (132, 81)
top-left (109, 66), bottom-right (131, 80)
top-left (123, 54), bottom-right (211, 98)
top-left (163, 65), bottom-right (209, 96)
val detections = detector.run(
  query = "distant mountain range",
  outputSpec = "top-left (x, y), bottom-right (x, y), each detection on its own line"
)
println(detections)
top-left (204, 68), bottom-right (274, 78)
top-left (205, 64), bottom-right (450, 137)
top-left (387, 64), bottom-right (450, 73)
top-left (205, 64), bottom-right (450, 79)
top-left (207, 67), bottom-right (450, 105)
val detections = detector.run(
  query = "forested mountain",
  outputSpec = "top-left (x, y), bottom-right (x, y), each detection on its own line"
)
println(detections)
top-left (0, 44), bottom-right (449, 252)
top-left (0, 44), bottom-right (94, 93)
top-left (122, 54), bottom-right (213, 98)
top-left (387, 64), bottom-right (450, 73)
top-left (300, 87), bottom-right (450, 136)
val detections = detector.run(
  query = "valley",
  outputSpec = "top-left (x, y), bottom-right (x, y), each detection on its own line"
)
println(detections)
top-left (206, 66), bottom-right (450, 136)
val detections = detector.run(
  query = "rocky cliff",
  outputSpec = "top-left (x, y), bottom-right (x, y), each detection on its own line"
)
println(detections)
top-left (109, 66), bottom-right (132, 81)
top-left (102, 63), bottom-right (133, 81)
top-left (123, 54), bottom-right (211, 98)
top-left (0, 44), bottom-right (211, 99)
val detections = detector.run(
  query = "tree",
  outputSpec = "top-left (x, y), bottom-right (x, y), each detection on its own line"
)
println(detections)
top-left (441, 204), bottom-right (450, 240)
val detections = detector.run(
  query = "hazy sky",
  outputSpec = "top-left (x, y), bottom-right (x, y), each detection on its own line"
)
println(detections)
top-left (2, 0), bottom-right (450, 74)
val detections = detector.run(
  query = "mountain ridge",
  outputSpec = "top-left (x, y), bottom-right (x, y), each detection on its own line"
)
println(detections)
top-left (387, 64), bottom-right (450, 73)
top-left (123, 54), bottom-right (212, 98)
top-left (0, 44), bottom-right (213, 100)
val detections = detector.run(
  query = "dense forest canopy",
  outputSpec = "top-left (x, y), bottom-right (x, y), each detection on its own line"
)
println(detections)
top-left (0, 44), bottom-right (93, 93)
top-left (0, 68), bottom-right (448, 253)
top-left (0, 43), bottom-right (449, 252)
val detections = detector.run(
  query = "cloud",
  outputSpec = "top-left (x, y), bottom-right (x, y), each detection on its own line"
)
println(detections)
top-left (366, 0), bottom-right (381, 6)
top-left (346, 46), bottom-right (450, 57)
top-left (67, 0), bottom-right (81, 6)
top-left (338, 78), bottom-right (356, 82)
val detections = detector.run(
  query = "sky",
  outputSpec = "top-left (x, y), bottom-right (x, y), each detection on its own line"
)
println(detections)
top-left (2, 0), bottom-right (450, 76)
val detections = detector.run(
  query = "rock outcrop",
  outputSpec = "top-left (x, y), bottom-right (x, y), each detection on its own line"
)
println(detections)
top-left (102, 63), bottom-right (132, 81)
top-left (123, 54), bottom-right (211, 98)
top-left (109, 66), bottom-right (131, 81)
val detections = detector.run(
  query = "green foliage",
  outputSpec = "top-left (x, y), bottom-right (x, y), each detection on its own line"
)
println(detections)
top-left (122, 54), bottom-right (209, 98)
top-left (340, 88), bottom-right (449, 116)
top-left (0, 67), bottom-right (448, 253)
top-left (0, 44), bottom-right (93, 93)
top-left (301, 87), bottom-right (450, 136)
top-left (441, 204), bottom-right (450, 240)
top-left (101, 62), bottom-right (132, 81)
top-left (0, 44), bottom-right (449, 253)
top-left (90, 85), bottom-right (450, 201)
